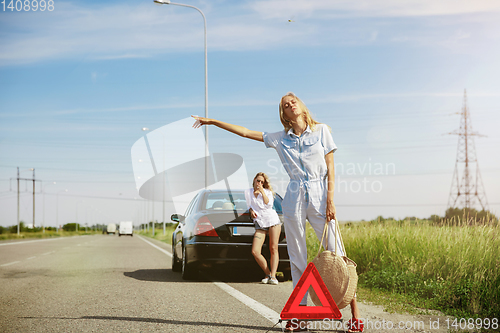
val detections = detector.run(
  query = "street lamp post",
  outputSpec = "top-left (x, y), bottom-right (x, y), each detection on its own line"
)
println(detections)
top-left (56, 189), bottom-right (68, 231)
top-left (154, 0), bottom-right (209, 189)
top-left (42, 181), bottom-right (57, 233)
top-left (142, 127), bottom-right (155, 236)
top-left (85, 206), bottom-right (93, 233)
top-left (76, 200), bottom-right (85, 233)
top-left (162, 134), bottom-right (166, 235)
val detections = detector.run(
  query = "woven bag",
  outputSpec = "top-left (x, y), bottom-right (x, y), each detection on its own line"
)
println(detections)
top-left (337, 257), bottom-right (358, 309)
top-left (335, 220), bottom-right (358, 309)
top-left (309, 221), bottom-right (349, 307)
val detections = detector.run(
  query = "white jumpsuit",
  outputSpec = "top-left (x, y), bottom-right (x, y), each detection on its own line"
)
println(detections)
top-left (263, 124), bottom-right (345, 305)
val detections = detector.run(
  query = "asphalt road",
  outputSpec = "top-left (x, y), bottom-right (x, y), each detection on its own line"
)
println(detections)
top-left (0, 235), bottom-right (452, 333)
top-left (0, 234), bottom-right (304, 332)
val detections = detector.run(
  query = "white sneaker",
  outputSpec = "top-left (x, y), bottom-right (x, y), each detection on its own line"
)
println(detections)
top-left (268, 277), bottom-right (279, 285)
top-left (261, 275), bottom-right (271, 284)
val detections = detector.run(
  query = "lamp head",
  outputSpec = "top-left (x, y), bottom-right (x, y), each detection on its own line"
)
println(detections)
top-left (154, 0), bottom-right (171, 5)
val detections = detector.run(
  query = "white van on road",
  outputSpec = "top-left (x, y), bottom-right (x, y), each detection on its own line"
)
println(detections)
top-left (119, 221), bottom-right (133, 237)
top-left (106, 223), bottom-right (116, 234)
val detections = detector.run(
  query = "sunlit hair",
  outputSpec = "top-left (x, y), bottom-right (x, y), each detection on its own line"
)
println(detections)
top-left (253, 172), bottom-right (274, 196)
top-left (279, 92), bottom-right (320, 132)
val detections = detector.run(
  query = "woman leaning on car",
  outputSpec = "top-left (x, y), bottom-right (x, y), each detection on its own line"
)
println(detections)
top-left (245, 172), bottom-right (282, 286)
top-left (192, 92), bottom-right (363, 332)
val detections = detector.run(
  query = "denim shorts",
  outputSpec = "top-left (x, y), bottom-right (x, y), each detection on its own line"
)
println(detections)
top-left (253, 221), bottom-right (269, 231)
top-left (253, 221), bottom-right (282, 231)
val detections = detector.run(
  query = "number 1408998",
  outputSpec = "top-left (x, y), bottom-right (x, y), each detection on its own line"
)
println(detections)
top-left (446, 318), bottom-right (498, 331)
top-left (2, 0), bottom-right (54, 11)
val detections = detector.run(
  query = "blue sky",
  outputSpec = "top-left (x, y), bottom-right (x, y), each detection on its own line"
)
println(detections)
top-left (1, 0), bottom-right (499, 228)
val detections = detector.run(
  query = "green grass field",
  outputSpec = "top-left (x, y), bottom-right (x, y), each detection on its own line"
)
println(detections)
top-left (137, 226), bottom-right (176, 244)
top-left (314, 219), bottom-right (500, 318)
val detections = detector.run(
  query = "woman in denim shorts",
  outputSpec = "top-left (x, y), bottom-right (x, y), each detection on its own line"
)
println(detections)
top-left (245, 172), bottom-right (282, 285)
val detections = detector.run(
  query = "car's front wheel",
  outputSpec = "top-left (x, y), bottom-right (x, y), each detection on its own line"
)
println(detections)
top-left (181, 245), bottom-right (197, 280)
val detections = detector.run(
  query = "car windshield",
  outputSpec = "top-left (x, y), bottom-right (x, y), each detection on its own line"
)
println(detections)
top-left (205, 192), bottom-right (248, 211)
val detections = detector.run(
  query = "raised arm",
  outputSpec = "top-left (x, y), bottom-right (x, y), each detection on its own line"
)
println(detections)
top-left (192, 115), bottom-right (263, 142)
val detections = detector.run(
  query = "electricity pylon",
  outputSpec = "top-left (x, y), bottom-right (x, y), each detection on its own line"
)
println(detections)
top-left (447, 90), bottom-right (488, 210)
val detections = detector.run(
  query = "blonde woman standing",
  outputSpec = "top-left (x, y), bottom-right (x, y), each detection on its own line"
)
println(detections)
top-left (192, 92), bottom-right (362, 332)
top-left (245, 172), bottom-right (282, 285)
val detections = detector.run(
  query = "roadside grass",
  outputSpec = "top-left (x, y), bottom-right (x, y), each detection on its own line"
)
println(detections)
top-left (137, 226), bottom-right (176, 245)
top-left (306, 220), bottom-right (500, 318)
top-left (0, 230), bottom-right (101, 240)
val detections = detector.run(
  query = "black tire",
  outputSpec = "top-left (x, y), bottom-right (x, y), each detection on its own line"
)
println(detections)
top-left (119, 234), bottom-right (121, 237)
top-left (181, 245), bottom-right (197, 280)
top-left (171, 243), bottom-right (182, 272)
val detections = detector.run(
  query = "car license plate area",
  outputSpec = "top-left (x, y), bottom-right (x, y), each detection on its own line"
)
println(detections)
top-left (232, 226), bottom-right (255, 236)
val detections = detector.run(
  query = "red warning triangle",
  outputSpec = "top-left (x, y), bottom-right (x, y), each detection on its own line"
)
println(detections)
top-left (280, 262), bottom-right (342, 320)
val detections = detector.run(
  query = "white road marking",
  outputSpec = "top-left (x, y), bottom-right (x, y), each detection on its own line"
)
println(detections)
top-left (137, 235), bottom-right (172, 257)
top-left (27, 256), bottom-right (37, 260)
top-left (212, 281), bottom-right (280, 324)
top-left (137, 235), bottom-right (280, 324)
top-left (0, 238), bottom-right (64, 246)
top-left (41, 251), bottom-right (55, 256)
top-left (1, 261), bottom-right (21, 267)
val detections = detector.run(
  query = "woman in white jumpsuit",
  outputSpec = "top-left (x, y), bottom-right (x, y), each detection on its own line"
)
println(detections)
top-left (192, 92), bottom-right (363, 332)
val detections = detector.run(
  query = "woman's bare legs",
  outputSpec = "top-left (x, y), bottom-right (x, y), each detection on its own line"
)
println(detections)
top-left (252, 230), bottom-right (270, 276)
top-left (350, 297), bottom-right (360, 318)
top-left (268, 225), bottom-right (281, 277)
top-left (348, 297), bottom-right (363, 332)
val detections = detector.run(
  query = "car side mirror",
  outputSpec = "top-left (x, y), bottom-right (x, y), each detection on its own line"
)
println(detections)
top-left (171, 214), bottom-right (185, 223)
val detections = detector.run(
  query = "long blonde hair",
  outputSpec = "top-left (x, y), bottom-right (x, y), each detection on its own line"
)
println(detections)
top-left (253, 172), bottom-right (274, 196)
top-left (279, 92), bottom-right (320, 133)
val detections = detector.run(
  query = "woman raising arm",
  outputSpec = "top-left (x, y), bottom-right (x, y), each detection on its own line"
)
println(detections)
top-left (192, 93), bottom-right (362, 332)
top-left (192, 116), bottom-right (263, 142)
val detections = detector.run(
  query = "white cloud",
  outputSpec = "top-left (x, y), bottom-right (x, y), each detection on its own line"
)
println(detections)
top-left (0, 1), bottom-right (499, 66)
top-left (249, 0), bottom-right (500, 19)
top-left (0, 1), bottom-right (320, 65)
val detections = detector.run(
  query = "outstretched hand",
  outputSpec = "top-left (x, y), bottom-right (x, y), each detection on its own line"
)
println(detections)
top-left (192, 115), bottom-right (212, 128)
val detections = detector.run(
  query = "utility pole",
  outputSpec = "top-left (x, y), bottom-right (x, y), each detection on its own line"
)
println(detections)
top-left (447, 90), bottom-right (488, 210)
top-left (17, 168), bottom-right (19, 235)
top-left (32, 168), bottom-right (35, 229)
top-left (13, 167), bottom-right (41, 235)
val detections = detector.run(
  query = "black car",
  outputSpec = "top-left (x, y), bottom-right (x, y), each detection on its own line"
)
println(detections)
top-left (170, 189), bottom-right (291, 280)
